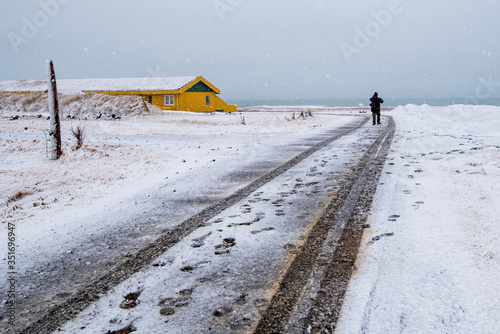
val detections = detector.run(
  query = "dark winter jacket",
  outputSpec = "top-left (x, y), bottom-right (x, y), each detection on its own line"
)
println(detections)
top-left (370, 94), bottom-right (384, 112)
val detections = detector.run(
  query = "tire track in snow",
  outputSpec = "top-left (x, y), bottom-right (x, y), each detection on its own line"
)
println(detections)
top-left (254, 116), bottom-right (395, 333)
top-left (19, 116), bottom-right (370, 334)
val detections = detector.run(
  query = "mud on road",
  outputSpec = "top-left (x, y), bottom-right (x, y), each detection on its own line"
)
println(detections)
top-left (14, 115), bottom-right (395, 333)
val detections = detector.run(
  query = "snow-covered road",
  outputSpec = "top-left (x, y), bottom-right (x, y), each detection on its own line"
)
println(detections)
top-left (52, 115), bottom-right (389, 334)
top-left (2, 110), bottom-right (386, 332)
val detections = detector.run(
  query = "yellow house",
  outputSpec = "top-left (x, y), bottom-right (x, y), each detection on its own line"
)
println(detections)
top-left (0, 76), bottom-right (237, 112)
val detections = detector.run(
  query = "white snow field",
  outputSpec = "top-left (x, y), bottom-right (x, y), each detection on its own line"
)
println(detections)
top-left (1, 103), bottom-right (499, 333)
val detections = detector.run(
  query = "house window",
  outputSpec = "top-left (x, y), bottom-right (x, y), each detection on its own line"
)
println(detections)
top-left (165, 95), bottom-right (175, 106)
top-left (206, 95), bottom-right (210, 106)
top-left (148, 95), bottom-right (152, 104)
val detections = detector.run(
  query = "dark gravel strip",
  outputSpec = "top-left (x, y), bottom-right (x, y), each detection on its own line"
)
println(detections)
top-left (19, 117), bottom-right (369, 334)
top-left (254, 116), bottom-right (395, 333)
top-left (304, 116), bottom-right (395, 333)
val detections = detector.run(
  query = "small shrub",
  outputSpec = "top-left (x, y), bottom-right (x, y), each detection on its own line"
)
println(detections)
top-left (71, 124), bottom-right (86, 150)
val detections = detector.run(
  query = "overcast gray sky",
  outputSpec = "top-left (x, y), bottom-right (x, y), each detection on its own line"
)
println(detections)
top-left (1, 0), bottom-right (499, 101)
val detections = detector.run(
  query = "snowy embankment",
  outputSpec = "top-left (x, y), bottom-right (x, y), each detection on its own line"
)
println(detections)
top-left (337, 104), bottom-right (500, 333)
top-left (0, 92), bottom-right (154, 119)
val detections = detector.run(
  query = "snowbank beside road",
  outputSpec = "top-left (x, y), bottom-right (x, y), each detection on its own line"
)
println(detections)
top-left (337, 104), bottom-right (500, 333)
top-left (396, 103), bottom-right (500, 134)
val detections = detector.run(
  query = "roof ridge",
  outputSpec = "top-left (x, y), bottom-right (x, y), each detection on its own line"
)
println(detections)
top-left (0, 76), bottom-right (202, 93)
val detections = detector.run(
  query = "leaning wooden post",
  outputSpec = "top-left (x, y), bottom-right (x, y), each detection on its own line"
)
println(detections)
top-left (46, 59), bottom-right (62, 160)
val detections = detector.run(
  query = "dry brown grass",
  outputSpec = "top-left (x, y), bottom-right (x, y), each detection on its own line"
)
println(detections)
top-left (0, 92), bottom-right (158, 118)
top-left (6, 190), bottom-right (33, 204)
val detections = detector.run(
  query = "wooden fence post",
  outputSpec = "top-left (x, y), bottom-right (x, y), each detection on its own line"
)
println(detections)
top-left (46, 59), bottom-right (62, 160)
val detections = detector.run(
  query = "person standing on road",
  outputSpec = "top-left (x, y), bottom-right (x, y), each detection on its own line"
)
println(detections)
top-left (370, 92), bottom-right (384, 125)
